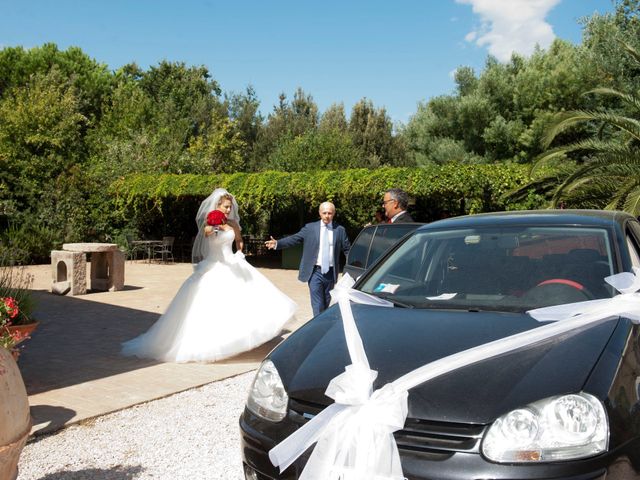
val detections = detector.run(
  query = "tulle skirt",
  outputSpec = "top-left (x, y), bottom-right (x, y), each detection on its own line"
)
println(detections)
top-left (122, 254), bottom-right (297, 363)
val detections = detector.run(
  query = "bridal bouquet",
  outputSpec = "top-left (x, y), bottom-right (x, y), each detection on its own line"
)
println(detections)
top-left (206, 210), bottom-right (227, 226)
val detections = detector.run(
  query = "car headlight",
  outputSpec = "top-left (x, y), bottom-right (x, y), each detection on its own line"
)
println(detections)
top-left (482, 392), bottom-right (608, 463)
top-left (246, 359), bottom-right (288, 422)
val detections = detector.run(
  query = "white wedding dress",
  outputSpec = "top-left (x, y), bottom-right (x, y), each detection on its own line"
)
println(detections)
top-left (122, 229), bottom-right (297, 363)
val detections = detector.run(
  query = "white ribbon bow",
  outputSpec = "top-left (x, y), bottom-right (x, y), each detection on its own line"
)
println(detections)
top-left (269, 275), bottom-right (404, 479)
top-left (270, 270), bottom-right (640, 480)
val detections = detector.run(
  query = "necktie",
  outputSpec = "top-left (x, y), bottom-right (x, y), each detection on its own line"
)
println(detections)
top-left (321, 224), bottom-right (331, 274)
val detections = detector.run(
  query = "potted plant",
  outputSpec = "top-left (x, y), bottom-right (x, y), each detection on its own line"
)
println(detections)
top-left (0, 344), bottom-right (31, 478)
top-left (0, 251), bottom-right (37, 359)
top-left (0, 298), bottom-right (31, 360)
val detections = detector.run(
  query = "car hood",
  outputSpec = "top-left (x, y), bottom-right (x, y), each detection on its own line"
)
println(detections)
top-left (270, 303), bottom-right (619, 424)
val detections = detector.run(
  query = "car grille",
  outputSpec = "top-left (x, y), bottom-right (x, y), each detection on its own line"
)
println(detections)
top-left (288, 397), bottom-right (486, 456)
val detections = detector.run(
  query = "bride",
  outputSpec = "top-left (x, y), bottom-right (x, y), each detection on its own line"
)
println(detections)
top-left (122, 188), bottom-right (297, 363)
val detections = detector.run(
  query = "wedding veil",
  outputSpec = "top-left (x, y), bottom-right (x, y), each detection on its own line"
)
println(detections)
top-left (191, 188), bottom-right (241, 265)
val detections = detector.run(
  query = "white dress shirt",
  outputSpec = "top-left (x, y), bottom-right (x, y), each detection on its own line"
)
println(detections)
top-left (316, 223), bottom-right (334, 268)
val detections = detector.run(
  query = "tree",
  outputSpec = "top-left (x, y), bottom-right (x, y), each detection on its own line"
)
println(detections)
top-left (224, 86), bottom-right (263, 171)
top-left (0, 43), bottom-right (113, 122)
top-left (253, 88), bottom-right (319, 170)
top-left (514, 43), bottom-right (640, 214)
top-left (266, 129), bottom-right (361, 171)
top-left (319, 103), bottom-right (348, 132)
top-left (402, 97), bottom-right (485, 165)
top-left (0, 67), bottom-right (87, 214)
top-left (349, 98), bottom-right (405, 167)
top-left (87, 61), bottom-right (231, 176)
top-left (513, 40), bottom-right (603, 122)
top-left (454, 66), bottom-right (478, 97)
top-left (581, 0), bottom-right (640, 94)
top-left (402, 37), bottom-right (605, 165)
top-left (182, 112), bottom-right (246, 174)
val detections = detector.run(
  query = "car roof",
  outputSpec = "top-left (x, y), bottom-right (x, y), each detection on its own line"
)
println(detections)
top-left (418, 209), bottom-right (636, 231)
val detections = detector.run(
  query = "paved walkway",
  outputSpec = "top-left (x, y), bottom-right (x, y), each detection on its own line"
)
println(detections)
top-left (16, 258), bottom-right (312, 437)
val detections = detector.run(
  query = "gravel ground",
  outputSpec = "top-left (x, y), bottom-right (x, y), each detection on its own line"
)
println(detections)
top-left (17, 371), bottom-right (255, 480)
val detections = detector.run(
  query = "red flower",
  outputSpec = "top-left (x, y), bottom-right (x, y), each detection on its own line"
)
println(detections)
top-left (207, 210), bottom-right (227, 226)
top-left (0, 297), bottom-right (18, 325)
top-left (3, 297), bottom-right (18, 319)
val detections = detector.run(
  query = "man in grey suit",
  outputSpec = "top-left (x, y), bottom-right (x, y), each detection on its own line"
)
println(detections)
top-left (382, 188), bottom-right (414, 223)
top-left (265, 201), bottom-right (351, 316)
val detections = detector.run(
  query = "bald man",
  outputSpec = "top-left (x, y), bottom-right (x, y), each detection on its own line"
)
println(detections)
top-left (265, 202), bottom-right (351, 316)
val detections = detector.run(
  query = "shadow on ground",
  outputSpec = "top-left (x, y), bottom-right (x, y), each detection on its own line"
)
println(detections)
top-left (18, 290), bottom-right (161, 395)
top-left (19, 285), bottom-right (287, 396)
top-left (34, 465), bottom-right (144, 480)
top-left (29, 405), bottom-right (77, 436)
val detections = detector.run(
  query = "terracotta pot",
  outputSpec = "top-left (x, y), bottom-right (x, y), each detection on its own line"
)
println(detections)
top-left (7, 321), bottom-right (39, 345)
top-left (0, 347), bottom-right (31, 480)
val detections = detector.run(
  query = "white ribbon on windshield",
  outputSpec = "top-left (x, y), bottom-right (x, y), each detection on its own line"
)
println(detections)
top-left (269, 271), bottom-right (640, 480)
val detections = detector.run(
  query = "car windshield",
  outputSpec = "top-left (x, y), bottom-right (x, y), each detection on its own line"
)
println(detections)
top-left (358, 226), bottom-right (617, 312)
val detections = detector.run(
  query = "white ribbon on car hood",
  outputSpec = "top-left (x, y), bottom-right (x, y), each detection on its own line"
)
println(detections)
top-left (269, 271), bottom-right (640, 480)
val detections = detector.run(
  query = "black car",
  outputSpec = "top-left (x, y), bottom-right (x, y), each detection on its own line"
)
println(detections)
top-left (344, 222), bottom-right (423, 279)
top-left (240, 210), bottom-right (640, 480)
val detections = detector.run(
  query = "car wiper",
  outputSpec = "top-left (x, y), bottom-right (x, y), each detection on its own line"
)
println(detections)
top-left (373, 292), bottom-right (414, 309)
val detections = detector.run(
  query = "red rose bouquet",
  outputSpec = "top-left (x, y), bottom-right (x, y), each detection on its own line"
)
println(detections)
top-left (207, 210), bottom-right (227, 226)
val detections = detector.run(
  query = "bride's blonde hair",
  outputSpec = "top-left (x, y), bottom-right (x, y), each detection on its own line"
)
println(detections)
top-left (217, 193), bottom-right (233, 207)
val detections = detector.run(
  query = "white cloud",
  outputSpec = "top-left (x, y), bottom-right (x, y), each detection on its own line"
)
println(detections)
top-left (456, 0), bottom-right (561, 61)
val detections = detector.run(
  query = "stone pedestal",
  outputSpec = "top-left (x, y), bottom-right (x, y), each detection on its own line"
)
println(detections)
top-left (90, 249), bottom-right (125, 291)
top-left (51, 243), bottom-right (126, 295)
top-left (51, 250), bottom-right (87, 295)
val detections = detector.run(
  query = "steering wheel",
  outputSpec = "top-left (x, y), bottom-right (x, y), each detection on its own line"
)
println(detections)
top-left (523, 278), bottom-right (595, 305)
top-left (537, 278), bottom-right (587, 291)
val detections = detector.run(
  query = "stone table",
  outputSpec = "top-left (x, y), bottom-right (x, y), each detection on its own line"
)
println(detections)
top-left (51, 243), bottom-right (125, 295)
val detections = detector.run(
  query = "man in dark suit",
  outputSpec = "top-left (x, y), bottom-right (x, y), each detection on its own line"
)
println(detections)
top-left (382, 188), bottom-right (414, 223)
top-left (265, 202), bottom-right (351, 316)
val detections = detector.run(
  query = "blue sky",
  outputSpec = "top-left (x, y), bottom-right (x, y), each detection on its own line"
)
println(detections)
top-left (1, 0), bottom-right (615, 124)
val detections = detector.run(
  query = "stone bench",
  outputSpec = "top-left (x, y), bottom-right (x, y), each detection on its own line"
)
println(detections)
top-left (51, 243), bottom-right (125, 295)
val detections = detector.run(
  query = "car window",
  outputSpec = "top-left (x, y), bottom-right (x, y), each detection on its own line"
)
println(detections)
top-left (367, 225), bottom-right (417, 268)
top-left (626, 222), bottom-right (640, 268)
top-left (347, 226), bottom-right (375, 269)
top-left (626, 236), bottom-right (640, 268)
top-left (359, 226), bottom-right (616, 312)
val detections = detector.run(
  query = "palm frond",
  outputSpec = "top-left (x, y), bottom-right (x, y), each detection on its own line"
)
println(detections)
top-left (619, 41), bottom-right (640, 67)
top-left (544, 111), bottom-right (640, 146)
top-left (531, 148), bottom-right (570, 173)
top-left (605, 179), bottom-right (639, 211)
top-left (622, 187), bottom-right (640, 216)
top-left (550, 138), bottom-right (629, 156)
top-left (587, 88), bottom-right (640, 113)
top-left (556, 177), bottom-right (621, 209)
top-left (502, 174), bottom-right (560, 203)
top-left (583, 113), bottom-right (640, 141)
top-left (543, 111), bottom-right (602, 147)
top-left (532, 140), bottom-right (636, 176)
top-left (550, 163), bottom-right (603, 204)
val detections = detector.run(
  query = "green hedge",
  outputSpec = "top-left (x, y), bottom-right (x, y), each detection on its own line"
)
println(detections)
top-left (110, 164), bottom-right (542, 241)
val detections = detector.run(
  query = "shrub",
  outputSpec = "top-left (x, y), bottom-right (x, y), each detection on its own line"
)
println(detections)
top-left (0, 249), bottom-right (35, 325)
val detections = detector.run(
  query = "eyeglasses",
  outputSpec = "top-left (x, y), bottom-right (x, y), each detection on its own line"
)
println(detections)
top-left (381, 199), bottom-right (395, 206)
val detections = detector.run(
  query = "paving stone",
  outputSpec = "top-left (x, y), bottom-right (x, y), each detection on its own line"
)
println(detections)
top-left (15, 259), bottom-right (313, 436)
